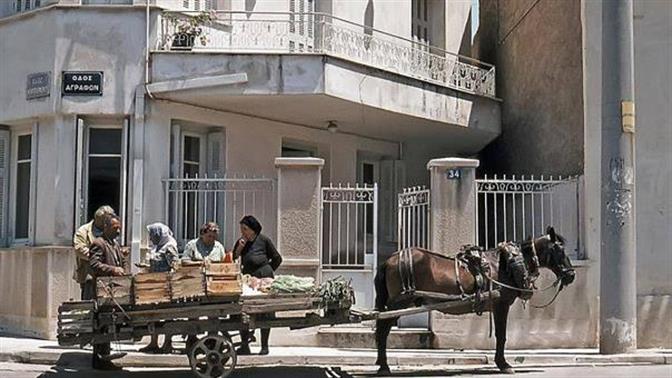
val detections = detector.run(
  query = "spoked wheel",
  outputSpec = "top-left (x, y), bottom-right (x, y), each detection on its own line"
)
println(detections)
top-left (188, 334), bottom-right (237, 378)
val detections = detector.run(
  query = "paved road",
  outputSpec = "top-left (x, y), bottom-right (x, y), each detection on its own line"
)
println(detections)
top-left (1, 362), bottom-right (671, 378)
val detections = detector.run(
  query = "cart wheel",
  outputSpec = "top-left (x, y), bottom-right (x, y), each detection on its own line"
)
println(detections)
top-left (188, 334), bottom-right (236, 378)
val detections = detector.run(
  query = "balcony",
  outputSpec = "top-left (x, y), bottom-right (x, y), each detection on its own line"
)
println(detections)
top-left (155, 11), bottom-right (496, 98)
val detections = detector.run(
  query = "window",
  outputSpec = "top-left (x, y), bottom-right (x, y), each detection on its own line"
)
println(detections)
top-left (75, 118), bottom-right (128, 242)
top-left (183, 134), bottom-right (203, 236)
top-left (13, 0), bottom-right (46, 14)
top-left (183, 135), bottom-right (201, 177)
top-left (182, 0), bottom-right (215, 11)
top-left (14, 135), bottom-right (31, 240)
top-left (281, 145), bottom-right (316, 158)
top-left (412, 0), bottom-right (430, 45)
top-left (86, 128), bottom-right (122, 221)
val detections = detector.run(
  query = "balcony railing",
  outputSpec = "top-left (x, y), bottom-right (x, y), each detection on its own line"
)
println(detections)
top-left (156, 11), bottom-right (496, 98)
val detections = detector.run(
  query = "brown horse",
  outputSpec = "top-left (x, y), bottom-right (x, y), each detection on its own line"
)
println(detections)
top-left (374, 226), bottom-right (576, 374)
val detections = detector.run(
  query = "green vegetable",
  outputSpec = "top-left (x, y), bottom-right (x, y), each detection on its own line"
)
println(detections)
top-left (318, 276), bottom-right (354, 307)
top-left (270, 275), bottom-right (316, 293)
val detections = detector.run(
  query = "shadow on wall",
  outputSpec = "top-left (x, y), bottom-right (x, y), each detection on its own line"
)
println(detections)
top-left (246, 0), bottom-right (257, 15)
top-left (365, 0), bottom-right (374, 36)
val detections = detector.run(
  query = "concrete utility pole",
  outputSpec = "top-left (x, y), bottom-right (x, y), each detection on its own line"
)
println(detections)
top-left (599, 0), bottom-right (637, 354)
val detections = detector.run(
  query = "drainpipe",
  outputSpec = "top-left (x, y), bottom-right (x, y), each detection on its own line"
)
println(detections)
top-left (599, 0), bottom-right (637, 354)
top-left (130, 85), bottom-right (146, 273)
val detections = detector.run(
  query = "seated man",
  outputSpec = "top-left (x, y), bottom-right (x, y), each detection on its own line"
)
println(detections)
top-left (181, 222), bottom-right (226, 262)
top-left (88, 215), bottom-right (126, 370)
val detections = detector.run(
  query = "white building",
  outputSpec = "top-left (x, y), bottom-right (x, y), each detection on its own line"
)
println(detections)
top-left (0, 0), bottom-right (499, 339)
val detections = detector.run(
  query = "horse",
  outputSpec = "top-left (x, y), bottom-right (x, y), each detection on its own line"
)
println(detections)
top-left (373, 226), bottom-right (576, 375)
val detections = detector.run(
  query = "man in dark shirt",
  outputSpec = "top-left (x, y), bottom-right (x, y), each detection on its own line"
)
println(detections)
top-left (88, 214), bottom-right (126, 370)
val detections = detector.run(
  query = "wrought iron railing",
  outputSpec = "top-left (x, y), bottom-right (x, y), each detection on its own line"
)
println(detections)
top-left (475, 175), bottom-right (583, 259)
top-left (398, 186), bottom-right (430, 250)
top-left (162, 174), bottom-right (276, 251)
top-left (156, 11), bottom-right (496, 98)
top-left (320, 183), bottom-right (378, 270)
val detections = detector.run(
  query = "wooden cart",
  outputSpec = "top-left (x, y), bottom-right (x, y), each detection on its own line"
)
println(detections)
top-left (58, 280), bottom-right (498, 378)
top-left (58, 292), bottom-right (352, 378)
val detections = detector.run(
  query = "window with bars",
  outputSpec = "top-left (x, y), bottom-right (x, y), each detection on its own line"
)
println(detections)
top-left (182, 0), bottom-right (216, 11)
top-left (13, 0), bottom-right (47, 13)
top-left (289, 0), bottom-right (314, 50)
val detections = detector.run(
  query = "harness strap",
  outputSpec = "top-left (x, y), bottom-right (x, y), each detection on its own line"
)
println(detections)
top-left (454, 256), bottom-right (466, 297)
top-left (398, 248), bottom-right (416, 295)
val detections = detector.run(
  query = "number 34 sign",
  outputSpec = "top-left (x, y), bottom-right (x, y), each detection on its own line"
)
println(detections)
top-left (446, 169), bottom-right (461, 180)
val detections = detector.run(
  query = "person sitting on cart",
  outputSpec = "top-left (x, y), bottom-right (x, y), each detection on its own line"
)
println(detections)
top-left (181, 222), bottom-right (226, 262)
top-left (139, 222), bottom-right (178, 354)
top-left (232, 215), bottom-right (283, 356)
top-left (88, 214), bottom-right (127, 370)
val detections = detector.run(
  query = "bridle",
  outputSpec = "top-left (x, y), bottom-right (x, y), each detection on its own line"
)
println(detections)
top-left (483, 235), bottom-right (570, 308)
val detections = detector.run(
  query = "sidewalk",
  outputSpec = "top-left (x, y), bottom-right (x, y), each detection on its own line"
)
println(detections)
top-left (1, 336), bottom-right (670, 369)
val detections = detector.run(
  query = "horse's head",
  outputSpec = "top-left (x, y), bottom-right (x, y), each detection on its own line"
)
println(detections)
top-left (529, 226), bottom-right (576, 289)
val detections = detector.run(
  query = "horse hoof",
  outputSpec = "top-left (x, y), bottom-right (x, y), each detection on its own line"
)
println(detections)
top-left (499, 367), bottom-right (515, 374)
top-left (377, 366), bottom-right (391, 375)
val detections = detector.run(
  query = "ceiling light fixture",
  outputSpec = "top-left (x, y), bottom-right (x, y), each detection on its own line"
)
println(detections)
top-left (327, 121), bottom-right (338, 134)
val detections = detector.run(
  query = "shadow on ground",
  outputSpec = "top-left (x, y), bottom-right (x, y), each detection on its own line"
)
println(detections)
top-left (364, 368), bottom-right (545, 377)
top-left (38, 366), bottom-right (354, 378)
top-left (36, 353), bottom-right (544, 377)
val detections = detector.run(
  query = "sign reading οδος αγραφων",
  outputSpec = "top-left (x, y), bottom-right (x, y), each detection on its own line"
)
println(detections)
top-left (62, 71), bottom-right (103, 96)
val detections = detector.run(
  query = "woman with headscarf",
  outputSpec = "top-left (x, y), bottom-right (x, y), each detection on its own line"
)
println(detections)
top-left (139, 222), bottom-right (178, 354)
top-left (233, 215), bottom-right (282, 355)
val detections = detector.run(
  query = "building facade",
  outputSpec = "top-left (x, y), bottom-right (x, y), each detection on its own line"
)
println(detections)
top-left (0, 0), bottom-right (500, 339)
top-left (1, 0), bottom-right (667, 352)
top-left (475, 0), bottom-right (671, 348)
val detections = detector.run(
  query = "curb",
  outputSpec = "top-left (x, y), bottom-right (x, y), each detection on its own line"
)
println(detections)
top-left (1, 350), bottom-right (670, 369)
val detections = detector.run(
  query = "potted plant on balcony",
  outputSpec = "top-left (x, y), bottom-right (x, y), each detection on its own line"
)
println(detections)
top-left (165, 10), bottom-right (216, 51)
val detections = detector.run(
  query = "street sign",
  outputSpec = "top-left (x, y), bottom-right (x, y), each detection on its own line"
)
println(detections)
top-left (26, 72), bottom-right (50, 100)
top-left (62, 71), bottom-right (103, 96)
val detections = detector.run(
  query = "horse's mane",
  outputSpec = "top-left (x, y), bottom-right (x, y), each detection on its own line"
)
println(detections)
top-left (556, 233), bottom-right (567, 244)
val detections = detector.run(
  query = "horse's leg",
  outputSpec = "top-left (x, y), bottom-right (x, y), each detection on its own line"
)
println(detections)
top-left (494, 301), bottom-right (514, 374)
top-left (375, 317), bottom-right (396, 375)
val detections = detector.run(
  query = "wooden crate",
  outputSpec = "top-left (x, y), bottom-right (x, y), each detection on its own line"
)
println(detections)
top-left (134, 272), bottom-right (171, 305)
top-left (206, 277), bottom-right (242, 296)
top-left (170, 266), bottom-right (204, 300)
top-left (205, 262), bottom-right (240, 277)
top-left (57, 301), bottom-right (96, 346)
top-left (96, 276), bottom-right (132, 306)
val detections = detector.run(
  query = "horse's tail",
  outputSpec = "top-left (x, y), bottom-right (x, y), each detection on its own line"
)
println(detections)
top-left (374, 261), bottom-right (389, 311)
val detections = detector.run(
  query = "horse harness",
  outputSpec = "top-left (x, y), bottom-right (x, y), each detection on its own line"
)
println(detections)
top-left (397, 246), bottom-right (493, 315)
top-left (398, 248), bottom-right (416, 295)
top-left (454, 244), bottom-right (492, 315)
